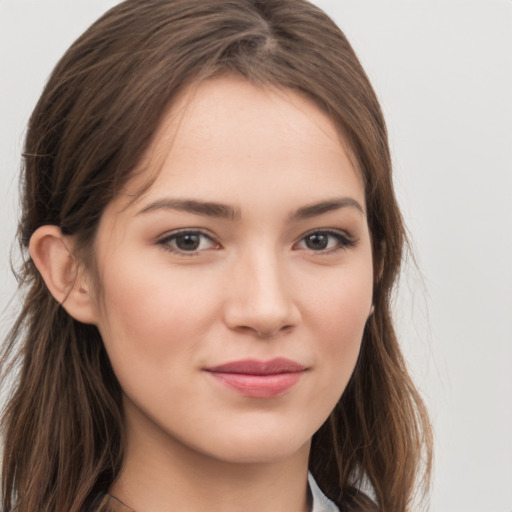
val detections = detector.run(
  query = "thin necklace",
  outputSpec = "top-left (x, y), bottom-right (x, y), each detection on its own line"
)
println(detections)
top-left (101, 493), bottom-right (136, 512)
top-left (103, 482), bottom-right (315, 512)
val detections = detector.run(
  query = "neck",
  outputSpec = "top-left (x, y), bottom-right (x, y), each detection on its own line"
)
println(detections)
top-left (110, 401), bottom-right (312, 512)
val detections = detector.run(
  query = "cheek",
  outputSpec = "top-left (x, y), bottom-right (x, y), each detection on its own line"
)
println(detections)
top-left (305, 258), bottom-right (373, 332)
top-left (96, 254), bottom-right (220, 367)
top-left (303, 260), bottom-right (373, 387)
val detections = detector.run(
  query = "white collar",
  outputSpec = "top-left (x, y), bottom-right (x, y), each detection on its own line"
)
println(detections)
top-left (101, 473), bottom-right (340, 512)
top-left (308, 472), bottom-right (340, 512)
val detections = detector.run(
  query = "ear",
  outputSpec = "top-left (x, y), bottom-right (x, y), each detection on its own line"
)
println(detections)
top-left (29, 225), bottom-right (99, 325)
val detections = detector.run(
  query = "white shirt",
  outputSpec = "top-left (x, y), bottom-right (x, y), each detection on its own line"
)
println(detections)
top-left (308, 472), bottom-right (340, 512)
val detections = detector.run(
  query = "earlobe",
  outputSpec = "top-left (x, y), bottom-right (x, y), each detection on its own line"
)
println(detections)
top-left (29, 225), bottom-right (99, 325)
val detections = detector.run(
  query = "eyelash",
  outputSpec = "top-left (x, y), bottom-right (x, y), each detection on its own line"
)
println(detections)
top-left (156, 228), bottom-right (356, 256)
top-left (293, 229), bottom-right (356, 254)
top-left (156, 229), bottom-right (219, 257)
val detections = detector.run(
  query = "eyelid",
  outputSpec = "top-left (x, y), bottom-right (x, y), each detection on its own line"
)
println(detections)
top-left (293, 228), bottom-right (357, 253)
top-left (156, 228), bottom-right (220, 256)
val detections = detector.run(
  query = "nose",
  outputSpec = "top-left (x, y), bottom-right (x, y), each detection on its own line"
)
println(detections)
top-left (223, 249), bottom-right (301, 338)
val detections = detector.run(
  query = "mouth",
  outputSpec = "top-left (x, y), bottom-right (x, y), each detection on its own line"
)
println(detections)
top-left (204, 358), bottom-right (306, 398)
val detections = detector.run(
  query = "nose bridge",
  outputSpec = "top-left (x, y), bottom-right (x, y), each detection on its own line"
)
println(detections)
top-left (224, 243), bottom-right (299, 337)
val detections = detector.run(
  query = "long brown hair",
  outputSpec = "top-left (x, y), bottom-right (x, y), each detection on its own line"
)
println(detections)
top-left (1, 1), bottom-right (432, 511)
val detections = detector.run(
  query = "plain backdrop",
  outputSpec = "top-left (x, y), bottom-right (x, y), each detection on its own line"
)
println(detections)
top-left (1, 1), bottom-right (511, 510)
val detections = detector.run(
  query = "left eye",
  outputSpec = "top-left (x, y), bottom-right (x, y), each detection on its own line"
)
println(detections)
top-left (295, 230), bottom-right (354, 252)
top-left (158, 231), bottom-right (218, 253)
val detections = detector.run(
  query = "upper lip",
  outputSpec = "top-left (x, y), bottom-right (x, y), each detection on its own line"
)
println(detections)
top-left (205, 358), bottom-right (306, 375)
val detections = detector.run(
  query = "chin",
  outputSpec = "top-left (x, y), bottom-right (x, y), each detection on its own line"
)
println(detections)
top-left (211, 442), bottom-right (309, 466)
top-left (190, 425), bottom-right (312, 465)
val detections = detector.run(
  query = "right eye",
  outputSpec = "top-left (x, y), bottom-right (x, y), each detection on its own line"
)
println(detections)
top-left (157, 230), bottom-right (219, 255)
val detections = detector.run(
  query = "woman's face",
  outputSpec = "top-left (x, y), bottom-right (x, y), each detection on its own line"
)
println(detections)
top-left (90, 76), bottom-right (373, 465)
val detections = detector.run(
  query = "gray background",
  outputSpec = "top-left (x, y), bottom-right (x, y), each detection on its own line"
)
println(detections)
top-left (1, 1), bottom-right (511, 510)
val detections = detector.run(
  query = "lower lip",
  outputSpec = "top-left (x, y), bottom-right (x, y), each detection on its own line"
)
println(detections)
top-left (207, 372), bottom-right (304, 398)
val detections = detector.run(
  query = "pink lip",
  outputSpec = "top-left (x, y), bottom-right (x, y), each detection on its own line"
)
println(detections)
top-left (205, 358), bottom-right (306, 398)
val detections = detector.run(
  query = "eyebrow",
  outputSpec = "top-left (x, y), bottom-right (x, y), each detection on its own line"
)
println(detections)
top-left (137, 196), bottom-right (364, 221)
top-left (137, 198), bottom-right (241, 220)
top-left (290, 197), bottom-right (365, 220)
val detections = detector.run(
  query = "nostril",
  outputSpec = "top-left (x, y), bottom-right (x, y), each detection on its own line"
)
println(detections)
top-left (252, 323), bottom-right (294, 339)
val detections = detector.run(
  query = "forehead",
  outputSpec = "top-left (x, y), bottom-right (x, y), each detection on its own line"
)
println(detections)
top-left (115, 75), bottom-right (363, 212)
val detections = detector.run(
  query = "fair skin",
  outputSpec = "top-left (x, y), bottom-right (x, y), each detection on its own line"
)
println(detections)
top-left (30, 76), bottom-right (373, 512)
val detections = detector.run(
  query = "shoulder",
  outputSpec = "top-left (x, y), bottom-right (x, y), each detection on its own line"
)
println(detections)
top-left (308, 472), bottom-right (379, 512)
top-left (338, 487), bottom-right (380, 512)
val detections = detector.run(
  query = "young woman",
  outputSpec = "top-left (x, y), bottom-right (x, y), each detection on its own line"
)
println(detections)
top-left (1, 1), bottom-right (432, 511)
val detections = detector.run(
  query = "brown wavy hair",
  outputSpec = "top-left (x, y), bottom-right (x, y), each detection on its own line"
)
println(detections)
top-left (1, 1), bottom-right (432, 511)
